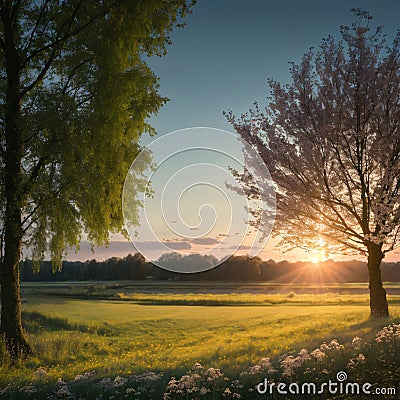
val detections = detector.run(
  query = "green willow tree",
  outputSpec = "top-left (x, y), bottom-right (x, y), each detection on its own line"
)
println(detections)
top-left (227, 10), bottom-right (400, 319)
top-left (0, 0), bottom-right (195, 360)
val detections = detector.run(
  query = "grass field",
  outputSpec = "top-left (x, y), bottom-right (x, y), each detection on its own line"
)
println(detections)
top-left (1, 282), bottom-right (400, 399)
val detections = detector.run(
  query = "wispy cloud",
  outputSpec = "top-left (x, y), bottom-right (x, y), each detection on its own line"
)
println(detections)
top-left (190, 237), bottom-right (220, 245)
top-left (162, 241), bottom-right (192, 250)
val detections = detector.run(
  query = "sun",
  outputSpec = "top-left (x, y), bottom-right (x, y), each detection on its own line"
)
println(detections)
top-left (307, 236), bottom-right (329, 265)
top-left (308, 249), bottom-right (327, 265)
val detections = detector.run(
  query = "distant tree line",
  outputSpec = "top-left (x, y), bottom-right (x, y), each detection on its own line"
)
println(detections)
top-left (20, 253), bottom-right (400, 282)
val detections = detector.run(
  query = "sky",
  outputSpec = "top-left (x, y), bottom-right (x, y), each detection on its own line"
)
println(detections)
top-left (69, 0), bottom-right (400, 263)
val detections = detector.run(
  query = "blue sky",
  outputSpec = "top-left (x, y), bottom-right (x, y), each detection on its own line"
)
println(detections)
top-left (70, 1), bottom-right (400, 262)
top-left (143, 0), bottom-right (400, 141)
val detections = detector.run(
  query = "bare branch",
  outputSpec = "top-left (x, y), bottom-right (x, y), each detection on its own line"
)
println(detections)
top-left (21, 0), bottom-right (51, 54)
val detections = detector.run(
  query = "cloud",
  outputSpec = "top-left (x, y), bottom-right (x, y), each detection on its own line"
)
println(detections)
top-left (66, 240), bottom-right (136, 261)
top-left (163, 237), bottom-right (190, 243)
top-left (191, 237), bottom-right (220, 245)
top-left (229, 244), bottom-right (252, 250)
top-left (132, 240), bottom-right (192, 251)
top-left (64, 239), bottom-right (193, 261)
top-left (162, 241), bottom-right (192, 250)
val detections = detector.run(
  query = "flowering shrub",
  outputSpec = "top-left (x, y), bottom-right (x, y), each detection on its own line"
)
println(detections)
top-left (375, 323), bottom-right (400, 343)
top-left (162, 363), bottom-right (233, 399)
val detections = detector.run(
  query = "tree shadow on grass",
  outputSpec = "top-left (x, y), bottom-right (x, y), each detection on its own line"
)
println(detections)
top-left (22, 311), bottom-right (113, 336)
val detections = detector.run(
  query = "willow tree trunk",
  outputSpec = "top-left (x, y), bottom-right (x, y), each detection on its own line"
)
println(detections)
top-left (0, 12), bottom-right (32, 360)
top-left (0, 200), bottom-right (31, 360)
top-left (367, 243), bottom-right (389, 319)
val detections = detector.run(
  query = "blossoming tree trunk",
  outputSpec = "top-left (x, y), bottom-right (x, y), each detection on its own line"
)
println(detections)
top-left (367, 244), bottom-right (389, 318)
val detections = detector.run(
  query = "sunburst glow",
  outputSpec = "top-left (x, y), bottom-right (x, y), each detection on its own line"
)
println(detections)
top-left (308, 237), bottom-right (328, 265)
top-left (310, 256), bottom-right (322, 264)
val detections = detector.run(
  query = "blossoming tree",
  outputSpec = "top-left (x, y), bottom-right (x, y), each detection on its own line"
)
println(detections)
top-left (226, 10), bottom-right (400, 318)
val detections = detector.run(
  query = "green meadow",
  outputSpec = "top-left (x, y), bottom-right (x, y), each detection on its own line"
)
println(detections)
top-left (0, 283), bottom-right (399, 399)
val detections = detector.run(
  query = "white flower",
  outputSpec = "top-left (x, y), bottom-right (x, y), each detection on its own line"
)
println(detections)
top-left (310, 349), bottom-right (326, 362)
top-left (298, 349), bottom-right (310, 360)
top-left (206, 368), bottom-right (224, 381)
top-left (200, 386), bottom-right (210, 395)
top-left (320, 342), bottom-right (330, 351)
top-left (375, 324), bottom-right (400, 343)
top-left (259, 357), bottom-right (272, 368)
top-left (280, 355), bottom-right (304, 377)
top-left (113, 375), bottom-right (128, 387)
top-left (352, 336), bottom-right (365, 350)
top-left (357, 353), bottom-right (366, 362)
top-left (328, 339), bottom-right (343, 350)
top-left (321, 369), bottom-right (330, 374)
top-left (56, 384), bottom-right (71, 397)
top-left (240, 357), bottom-right (273, 376)
top-left (34, 367), bottom-right (47, 378)
top-left (348, 352), bottom-right (366, 368)
top-left (99, 378), bottom-right (113, 388)
top-left (19, 384), bottom-right (38, 394)
top-left (231, 380), bottom-right (244, 389)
